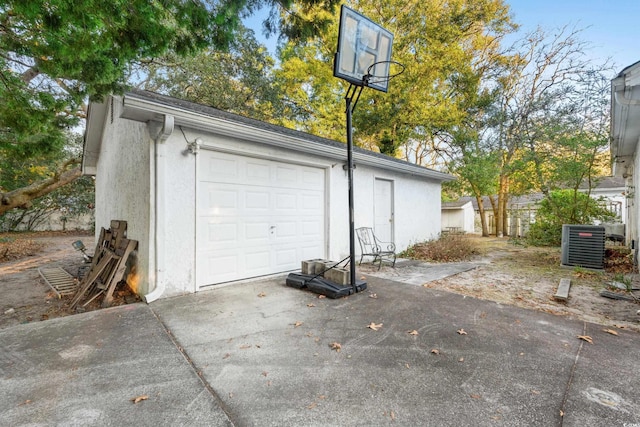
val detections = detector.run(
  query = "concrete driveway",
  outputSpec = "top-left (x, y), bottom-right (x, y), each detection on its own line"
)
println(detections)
top-left (2, 271), bottom-right (640, 426)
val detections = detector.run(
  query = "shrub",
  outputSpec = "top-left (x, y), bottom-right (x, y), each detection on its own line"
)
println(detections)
top-left (526, 190), bottom-right (616, 247)
top-left (402, 233), bottom-right (482, 262)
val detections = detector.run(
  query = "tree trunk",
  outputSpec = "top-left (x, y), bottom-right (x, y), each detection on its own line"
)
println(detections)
top-left (502, 192), bottom-right (509, 237)
top-left (476, 195), bottom-right (489, 237)
top-left (488, 195), bottom-right (498, 236)
top-left (0, 164), bottom-right (82, 215)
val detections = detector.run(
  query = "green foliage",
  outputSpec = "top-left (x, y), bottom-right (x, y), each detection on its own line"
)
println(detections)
top-left (0, 175), bottom-right (94, 231)
top-left (401, 233), bottom-right (482, 262)
top-left (141, 26), bottom-right (281, 122)
top-left (0, 136), bottom-right (94, 231)
top-left (1, 0), bottom-right (341, 217)
top-left (526, 190), bottom-right (616, 246)
top-left (276, 0), bottom-right (517, 157)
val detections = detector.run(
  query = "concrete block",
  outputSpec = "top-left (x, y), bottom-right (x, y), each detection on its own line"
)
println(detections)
top-left (554, 278), bottom-right (571, 301)
top-left (301, 259), bottom-right (323, 275)
top-left (325, 267), bottom-right (350, 285)
top-left (312, 259), bottom-right (336, 276)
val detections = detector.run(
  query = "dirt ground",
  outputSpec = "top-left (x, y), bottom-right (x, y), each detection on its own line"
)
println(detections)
top-left (1, 233), bottom-right (639, 332)
top-left (0, 231), bottom-right (139, 330)
top-left (423, 236), bottom-right (640, 332)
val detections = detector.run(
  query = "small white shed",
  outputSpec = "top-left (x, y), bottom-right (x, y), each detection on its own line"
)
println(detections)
top-left (83, 90), bottom-right (453, 301)
top-left (441, 200), bottom-right (475, 234)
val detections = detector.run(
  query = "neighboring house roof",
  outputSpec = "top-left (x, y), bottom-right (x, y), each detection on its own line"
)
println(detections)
top-left (442, 200), bottom-right (472, 209)
top-left (449, 177), bottom-right (622, 211)
top-left (611, 60), bottom-right (640, 174)
top-left (579, 176), bottom-right (626, 190)
top-left (83, 90), bottom-right (454, 182)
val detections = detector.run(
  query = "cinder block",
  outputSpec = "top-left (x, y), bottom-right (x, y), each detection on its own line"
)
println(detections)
top-left (325, 267), bottom-right (350, 285)
top-left (312, 259), bottom-right (335, 276)
top-left (301, 259), bottom-right (323, 275)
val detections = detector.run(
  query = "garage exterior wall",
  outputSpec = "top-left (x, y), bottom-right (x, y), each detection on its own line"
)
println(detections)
top-left (86, 92), bottom-right (452, 300)
top-left (93, 100), bottom-right (152, 295)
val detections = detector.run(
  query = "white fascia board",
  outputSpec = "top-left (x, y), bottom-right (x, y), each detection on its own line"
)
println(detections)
top-left (82, 99), bottom-right (110, 175)
top-left (121, 94), bottom-right (454, 183)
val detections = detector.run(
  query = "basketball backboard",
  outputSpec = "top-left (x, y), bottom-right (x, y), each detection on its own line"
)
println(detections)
top-left (333, 5), bottom-right (394, 93)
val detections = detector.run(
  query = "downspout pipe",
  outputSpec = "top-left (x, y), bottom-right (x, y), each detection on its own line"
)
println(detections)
top-left (145, 114), bottom-right (174, 303)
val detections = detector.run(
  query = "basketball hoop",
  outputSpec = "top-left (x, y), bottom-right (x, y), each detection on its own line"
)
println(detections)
top-left (363, 60), bottom-right (405, 87)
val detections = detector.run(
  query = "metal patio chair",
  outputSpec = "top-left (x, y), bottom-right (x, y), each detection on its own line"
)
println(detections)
top-left (355, 227), bottom-right (396, 270)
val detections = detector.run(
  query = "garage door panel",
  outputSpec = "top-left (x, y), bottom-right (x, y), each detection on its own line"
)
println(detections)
top-left (245, 190), bottom-right (270, 211)
top-left (274, 247), bottom-right (299, 269)
top-left (301, 220), bottom-right (322, 237)
top-left (302, 169), bottom-right (324, 190)
top-left (300, 193), bottom-right (323, 211)
top-left (206, 222), bottom-right (238, 244)
top-left (197, 151), bottom-right (325, 287)
top-left (244, 222), bottom-right (270, 242)
top-left (275, 165), bottom-right (298, 185)
top-left (273, 221), bottom-right (297, 240)
top-left (200, 252), bottom-right (239, 281)
top-left (201, 155), bottom-right (239, 183)
top-left (245, 160), bottom-right (271, 182)
top-left (245, 250), bottom-right (271, 273)
top-left (275, 192), bottom-right (297, 211)
top-left (198, 185), bottom-right (239, 216)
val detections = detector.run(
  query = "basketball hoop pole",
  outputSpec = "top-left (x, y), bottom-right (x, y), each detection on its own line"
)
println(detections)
top-left (345, 83), bottom-right (364, 290)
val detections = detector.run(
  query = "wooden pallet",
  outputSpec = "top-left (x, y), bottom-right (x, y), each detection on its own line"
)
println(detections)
top-left (69, 220), bottom-right (138, 309)
top-left (38, 267), bottom-right (77, 297)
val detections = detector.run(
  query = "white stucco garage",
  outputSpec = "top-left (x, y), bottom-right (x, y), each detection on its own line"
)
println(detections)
top-left (83, 90), bottom-right (453, 301)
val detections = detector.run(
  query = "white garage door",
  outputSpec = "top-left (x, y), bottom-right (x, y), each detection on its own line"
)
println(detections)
top-left (196, 150), bottom-right (325, 287)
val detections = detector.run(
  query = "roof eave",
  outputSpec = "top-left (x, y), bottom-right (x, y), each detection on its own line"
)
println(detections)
top-left (120, 92), bottom-right (455, 182)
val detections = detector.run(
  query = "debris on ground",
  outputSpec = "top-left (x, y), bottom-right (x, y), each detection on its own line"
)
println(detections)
top-left (69, 220), bottom-right (138, 310)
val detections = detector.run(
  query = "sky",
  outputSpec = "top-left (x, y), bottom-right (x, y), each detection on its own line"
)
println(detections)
top-left (244, 0), bottom-right (639, 73)
top-left (507, 0), bottom-right (639, 71)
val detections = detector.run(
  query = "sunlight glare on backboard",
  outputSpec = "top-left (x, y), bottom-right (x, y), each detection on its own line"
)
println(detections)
top-left (334, 6), bottom-right (394, 92)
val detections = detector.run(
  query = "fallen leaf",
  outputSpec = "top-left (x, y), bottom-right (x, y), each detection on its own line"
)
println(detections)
top-left (578, 335), bottom-right (593, 344)
top-left (408, 330), bottom-right (419, 336)
top-left (223, 353), bottom-right (231, 359)
top-left (229, 392), bottom-right (234, 398)
top-left (18, 400), bottom-right (32, 406)
top-left (390, 410), bottom-right (396, 421)
top-left (368, 322), bottom-right (383, 331)
top-left (329, 342), bottom-right (342, 352)
top-left (261, 371), bottom-right (268, 377)
top-left (603, 329), bottom-right (619, 336)
top-left (470, 394), bottom-right (481, 399)
top-left (431, 349), bottom-right (440, 355)
top-left (457, 329), bottom-right (468, 335)
top-left (369, 293), bottom-right (378, 299)
top-left (307, 402), bottom-right (317, 409)
top-left (131, 395), bottom-right (148, 404)
top-left (307, 303), bottom-right (316, 307)
top-left (239, 344), bottom-right (251, 349)
top-left (293, 321), bottom-right (303, 328)
top-left (531, 389), bottom-right (540, 395)
top-left (257, 292), bottom-right (266, 297)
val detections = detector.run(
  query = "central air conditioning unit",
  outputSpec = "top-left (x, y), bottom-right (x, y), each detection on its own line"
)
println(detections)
top-left (561, 224), bottom-right (606, 270)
